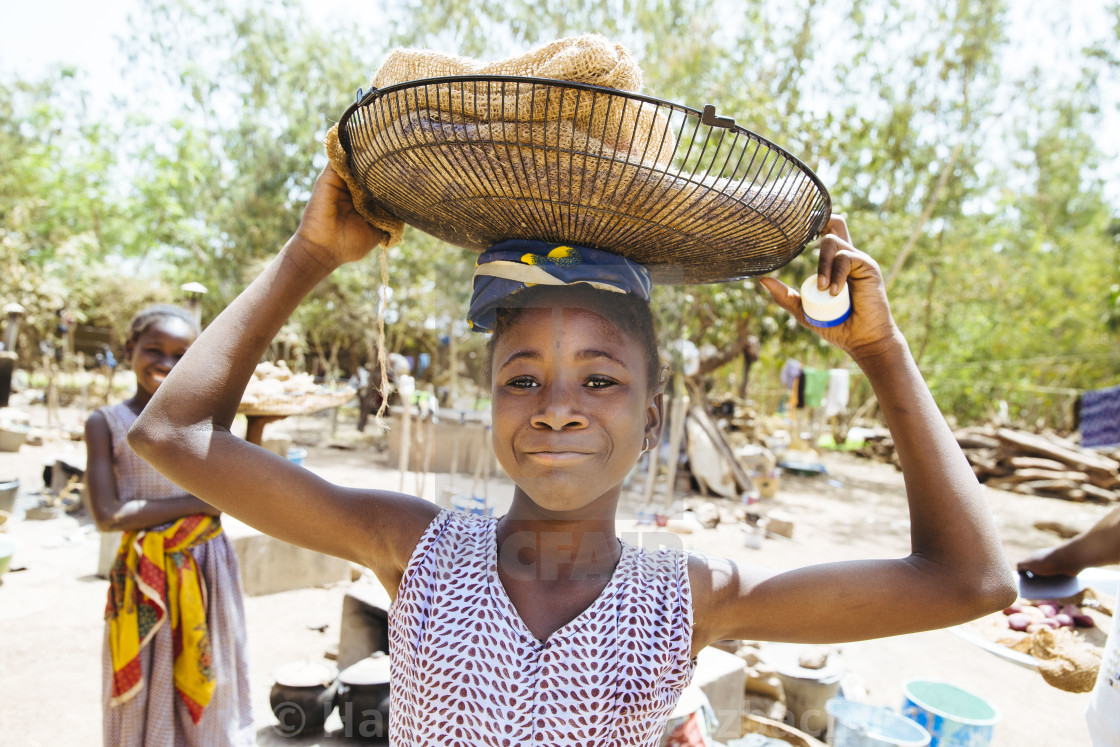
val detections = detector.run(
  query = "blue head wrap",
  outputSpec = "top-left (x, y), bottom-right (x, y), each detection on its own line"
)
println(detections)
top-left (467, 240), bottom-right (653, 333)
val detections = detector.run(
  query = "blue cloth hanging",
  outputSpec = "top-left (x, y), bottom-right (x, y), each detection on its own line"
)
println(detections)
top-left (1080, 384), bottom-right (1120, 449)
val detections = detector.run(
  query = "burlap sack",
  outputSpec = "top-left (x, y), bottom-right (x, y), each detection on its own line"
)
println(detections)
top-left (373, 34), bottom-right (643, 92)
top-left (326, 34), bottom-right (653, 248)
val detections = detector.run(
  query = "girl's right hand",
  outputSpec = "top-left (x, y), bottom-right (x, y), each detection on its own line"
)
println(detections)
top-left (759, 216), bottom-right (902, 364)
top-left (292, 166), bottom-right (387, 269)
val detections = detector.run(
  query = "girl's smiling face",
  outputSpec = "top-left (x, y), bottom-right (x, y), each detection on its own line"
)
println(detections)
top-left (127, 317), bottom-right (197, 398)
top-left (490, 305), bottom-right (662, 515)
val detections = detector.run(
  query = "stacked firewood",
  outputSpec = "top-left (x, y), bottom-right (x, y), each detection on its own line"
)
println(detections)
top-left (854, 433), bottom-right (898, 465)
top-left (958, 427), bottom-right (1120, 503)
top-left (854, 426), bottom-right (1120, 503)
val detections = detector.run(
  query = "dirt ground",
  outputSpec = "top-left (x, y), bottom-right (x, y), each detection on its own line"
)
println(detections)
top-left (0, 399), bottom-right (1115, 746)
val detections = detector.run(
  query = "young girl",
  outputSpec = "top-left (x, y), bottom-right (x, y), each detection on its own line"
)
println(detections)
top-left (85, 304), bottom-right (254, 746)
top-left (130, 167), bottom-right (1017, 745)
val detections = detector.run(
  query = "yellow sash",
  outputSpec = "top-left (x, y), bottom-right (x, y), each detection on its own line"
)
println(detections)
top-left (105, 514), bottom-right (222, 724)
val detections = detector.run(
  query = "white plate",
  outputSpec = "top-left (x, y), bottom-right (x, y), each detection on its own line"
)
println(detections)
top-left (949, 624), bottom-right (1038, 670)
top-left (1080, 567), bottom-right (1120, 603)
top-left (951, 568), bottom-right (1119, 669)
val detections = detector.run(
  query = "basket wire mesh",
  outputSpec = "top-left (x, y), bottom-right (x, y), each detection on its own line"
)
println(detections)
top-left (337, 76), bottom-right (830, 284)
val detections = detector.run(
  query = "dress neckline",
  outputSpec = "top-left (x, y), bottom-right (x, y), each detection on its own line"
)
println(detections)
top-left (485, 517), bottom-right (632, 646)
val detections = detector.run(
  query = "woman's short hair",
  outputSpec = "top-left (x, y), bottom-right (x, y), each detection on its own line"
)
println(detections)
top-left (126, 304), bottom-right (200, 348)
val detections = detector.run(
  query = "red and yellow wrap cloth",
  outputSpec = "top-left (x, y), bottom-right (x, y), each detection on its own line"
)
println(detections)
top-left (105, 514), bottom-right (222, 724)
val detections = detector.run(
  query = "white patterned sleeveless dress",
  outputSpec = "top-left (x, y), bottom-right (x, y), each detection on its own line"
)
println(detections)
top-left (389, 509), bottom-right (696, 746)
top-left (98, 402), bottom-right (254, 746)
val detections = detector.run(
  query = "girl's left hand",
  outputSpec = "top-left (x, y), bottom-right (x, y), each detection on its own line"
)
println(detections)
top-left (759, 216), bottom-right (901, 364)
top-left (293, 166), bottom-right (386, 269)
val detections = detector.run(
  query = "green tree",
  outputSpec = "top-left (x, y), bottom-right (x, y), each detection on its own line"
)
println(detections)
top-left (12, 0), bottom-right (1112, 427)
top-left (0, 67), bottom-right (137, 361)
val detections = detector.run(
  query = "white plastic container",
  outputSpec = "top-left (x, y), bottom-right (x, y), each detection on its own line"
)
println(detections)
top-left (800, 276), bottom-right (851, 328)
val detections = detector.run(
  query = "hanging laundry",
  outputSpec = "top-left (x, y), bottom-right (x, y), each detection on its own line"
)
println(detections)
top-left (825, 369), bottom-right (851, 417)
top-left (802, 367), bottom-right (829, 409)
top-left (1080, 384), bottom-right (1120, 449)
top-left (780, 359), bottom-right (802, 389)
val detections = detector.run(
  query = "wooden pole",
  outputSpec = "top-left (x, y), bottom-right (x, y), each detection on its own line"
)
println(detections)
top-left (417, 396), bottom-right (436, 500)
top-left (641, 433), bottom-right (661, 506)
top-left (449, 325), bottom-right (458, 406)
top-left (397, 375), bottom-right (415, 493)
top-left (469, 426), bottom-right (485, 501)
top-left (398, 406), bottom-right (411, 493)
top-left (662, 376), bottom-right (689, 509)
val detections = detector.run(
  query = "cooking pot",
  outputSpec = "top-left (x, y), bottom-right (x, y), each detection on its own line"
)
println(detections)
top-left (269, 660), bottom-right (338, 736)
top-left (337, 652), bottom-right (391, 741)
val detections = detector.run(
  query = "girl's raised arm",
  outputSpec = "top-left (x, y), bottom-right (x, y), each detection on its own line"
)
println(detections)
top-left (128, 167), bottom-right (439, 593)
top-left (689, 217), bottom-right (1018, 652)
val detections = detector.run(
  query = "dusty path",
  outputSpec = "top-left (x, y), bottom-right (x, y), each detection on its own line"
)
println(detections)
top-left (0, 403), bottom-right (1114, 745)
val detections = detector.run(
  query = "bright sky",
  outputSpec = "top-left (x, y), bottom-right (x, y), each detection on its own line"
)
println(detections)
top-left (0, 0), bottom-right (131, 83)
top-left (2, 2), bottom-right (1113, 95)
top-left (0, 0), bottom-right (377, 90)
top-left (1, 0), bottom-right (1117, 196)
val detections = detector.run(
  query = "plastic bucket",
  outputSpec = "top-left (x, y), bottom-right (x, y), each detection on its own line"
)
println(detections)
top-left (827, 698), bottom-right (930, 746)
top-left (901, 680), bottom-right (998, 747)
top-left (287, 447), bottom-right (308, 467)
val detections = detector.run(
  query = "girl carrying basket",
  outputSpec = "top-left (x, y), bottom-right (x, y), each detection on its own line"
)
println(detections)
top-left (129, 37), bottom-right (1016, 746)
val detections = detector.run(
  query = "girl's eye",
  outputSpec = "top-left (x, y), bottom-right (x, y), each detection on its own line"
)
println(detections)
top-left (505, 376), bottom-right (539, 389)
top-left (586, 376), bottom-right (617, 389)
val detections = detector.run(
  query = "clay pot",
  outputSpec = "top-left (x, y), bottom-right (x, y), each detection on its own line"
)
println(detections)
top-left (269, 660), bottom-right (338, 737)
top-left (336, 652), bottom-right (391, 742)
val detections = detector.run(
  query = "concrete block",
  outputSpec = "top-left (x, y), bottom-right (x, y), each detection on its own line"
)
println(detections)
top-left (337, 581), bottom-right (392, 670)
top-left (97, 517), bottom-right (350, 596)
top-left (695, 645), bottom-right (747, 742)
top-left (764, 510), bottom-right (795, 539)
top-left (222, 516), bottom-right (350, 596)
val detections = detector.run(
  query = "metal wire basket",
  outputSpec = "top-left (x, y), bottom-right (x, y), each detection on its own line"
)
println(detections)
top-left (336, 75), bottom-right (830, 284)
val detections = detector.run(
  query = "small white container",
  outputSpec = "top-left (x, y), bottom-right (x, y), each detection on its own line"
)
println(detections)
top-left (800, 276), bottom-right (851, 328)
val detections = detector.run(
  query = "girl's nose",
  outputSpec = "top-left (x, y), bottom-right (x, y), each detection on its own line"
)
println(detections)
top-left (530, 390), bottom-right (589, 431)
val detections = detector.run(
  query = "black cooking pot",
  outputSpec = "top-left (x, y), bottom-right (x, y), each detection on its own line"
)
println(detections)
top-left (269, 660), bottom-right (339, 737)
top-left (336, 652), bottom-right (391, 742)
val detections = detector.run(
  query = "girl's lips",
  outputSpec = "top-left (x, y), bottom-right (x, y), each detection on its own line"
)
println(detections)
top-left (524, 450), bottom-right (594, 463)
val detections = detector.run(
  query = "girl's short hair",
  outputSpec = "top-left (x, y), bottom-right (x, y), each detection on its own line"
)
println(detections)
top-left (126, 304), bottom-right (200, 348)
top-left (484, 284), bottom-right (665, 392)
